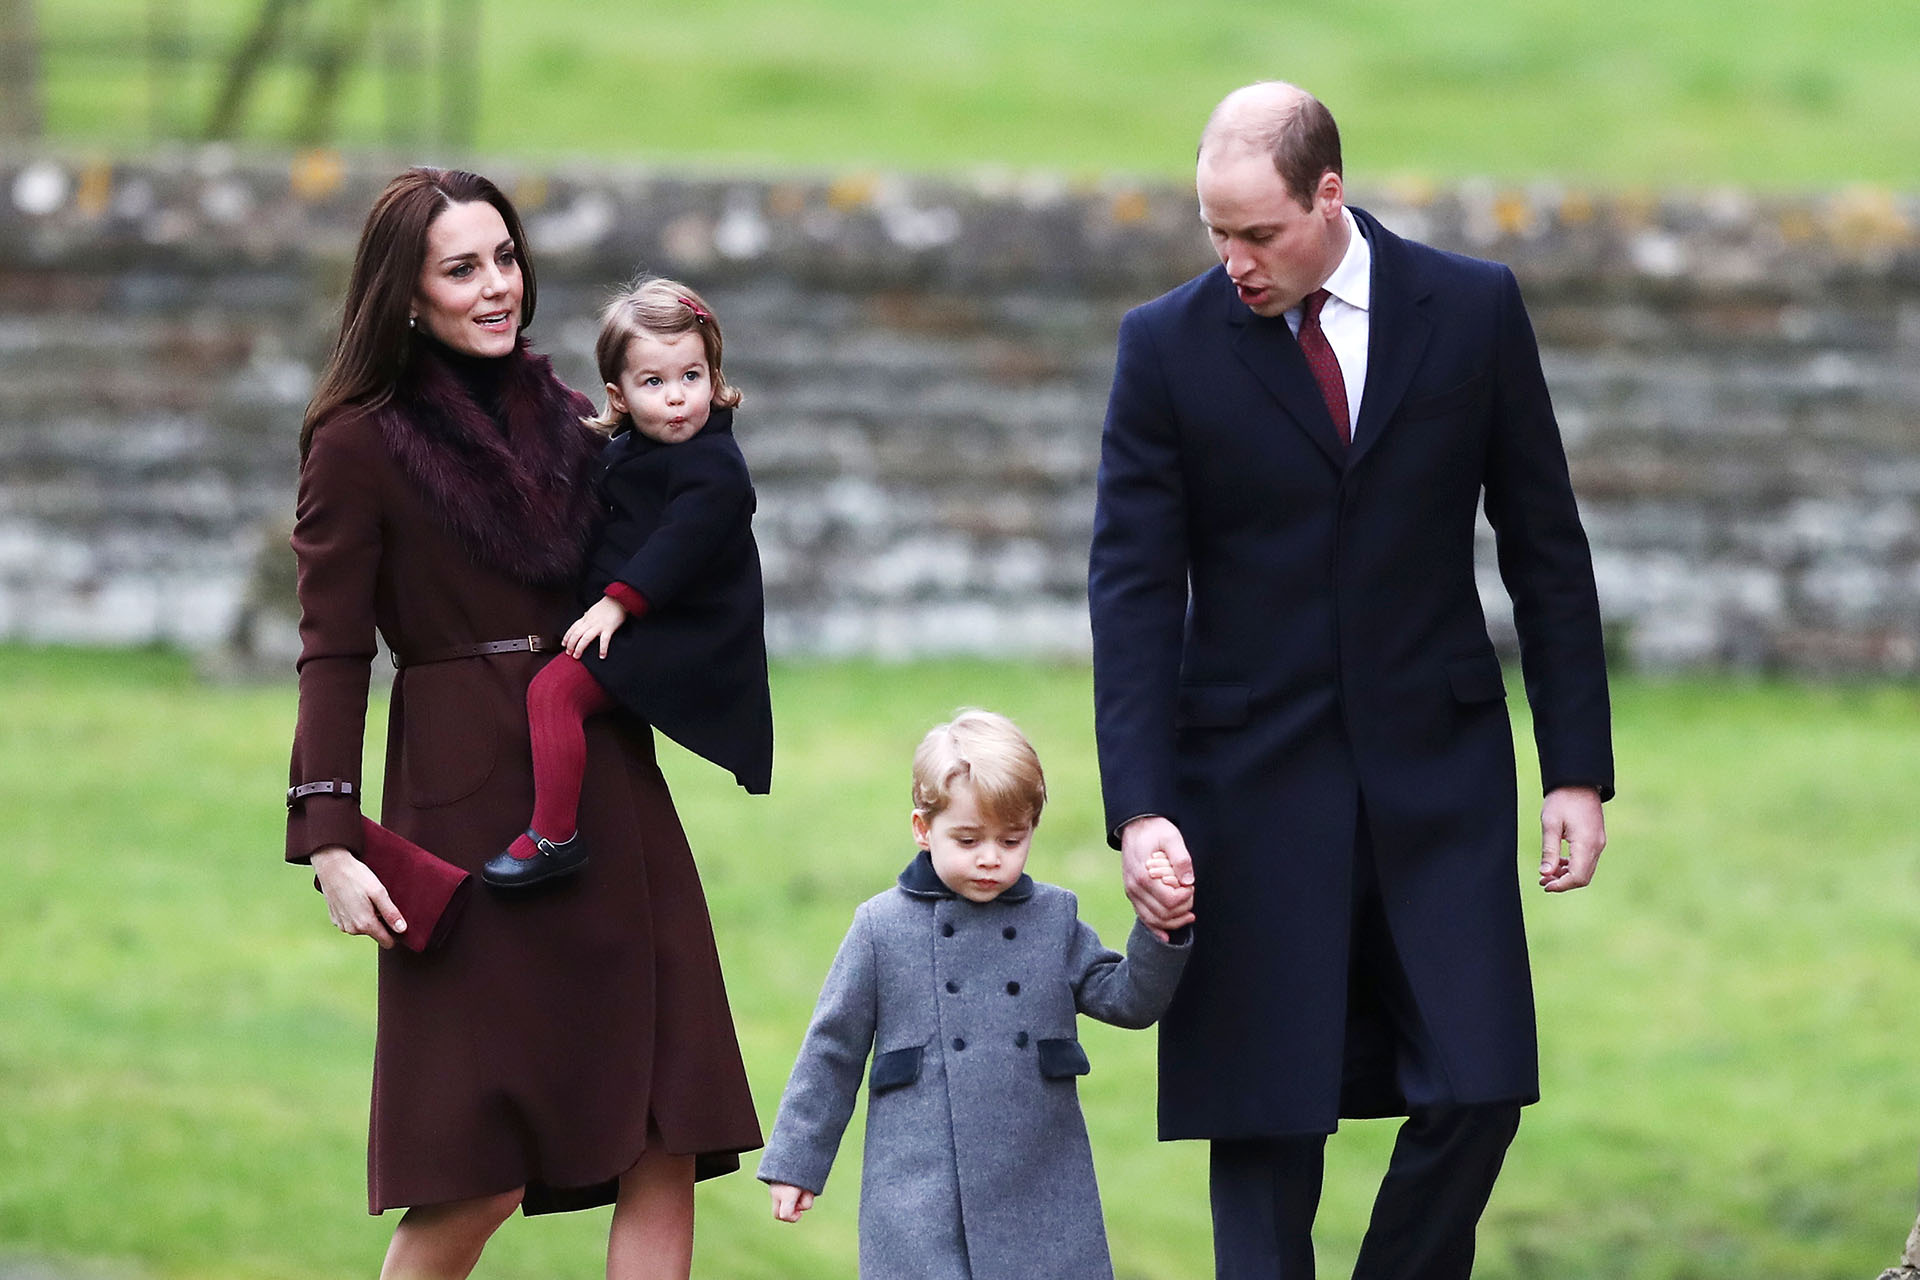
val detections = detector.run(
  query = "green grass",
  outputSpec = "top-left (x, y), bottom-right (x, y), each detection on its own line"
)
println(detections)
top-left (31, 0), bottom-right (1920, 186)
top-left (4, 645), bottom-right (1920, 1277)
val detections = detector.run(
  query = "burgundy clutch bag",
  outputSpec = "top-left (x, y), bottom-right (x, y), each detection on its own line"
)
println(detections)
top-left (312, 819), bottom-right (473, 952)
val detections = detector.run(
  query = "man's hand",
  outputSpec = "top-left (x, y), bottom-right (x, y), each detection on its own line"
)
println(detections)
top-left (1539, 785), bottom-right (1606, 892)
top-left (563, 596), bottom-right (630, 659)
top-left (1120, 816), bottom-right (1197, 939)
top-left (768, 1182), bottom-right (815, 1223)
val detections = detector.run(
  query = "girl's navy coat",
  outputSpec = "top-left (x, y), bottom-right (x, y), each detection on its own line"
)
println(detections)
top-left (578, 406), bottom-right (773, 794)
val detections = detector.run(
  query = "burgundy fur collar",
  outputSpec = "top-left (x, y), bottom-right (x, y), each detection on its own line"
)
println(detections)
top-left (370, 338), bottom-right (603, 586)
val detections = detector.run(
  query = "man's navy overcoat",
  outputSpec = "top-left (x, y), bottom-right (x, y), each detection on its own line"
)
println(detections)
top-left (1088, 207), bottom-right (1614, 1139)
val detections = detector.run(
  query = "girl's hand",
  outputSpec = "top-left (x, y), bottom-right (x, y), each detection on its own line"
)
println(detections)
top-left (311, 846), bottom-right (406, 948)
top-left (563, 596), bottom-right (630, 659)
top-left (768, 1183), bottom-right (815, 1222)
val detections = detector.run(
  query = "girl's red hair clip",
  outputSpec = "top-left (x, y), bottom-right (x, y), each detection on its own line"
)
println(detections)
top-left (678, 296), bottom-right (710, 323)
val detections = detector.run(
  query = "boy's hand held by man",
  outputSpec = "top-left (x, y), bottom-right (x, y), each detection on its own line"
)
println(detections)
top-left (1120, 816), bottom-right (1197, 939)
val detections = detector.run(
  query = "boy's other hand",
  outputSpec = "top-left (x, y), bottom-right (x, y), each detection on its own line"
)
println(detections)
top-left (563, 596), bottom-right (630, 659)
top-left (769, 1182), bottom-right (815, 1222)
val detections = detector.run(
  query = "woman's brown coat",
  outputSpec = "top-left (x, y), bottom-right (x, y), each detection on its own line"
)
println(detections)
top-left (285, 342), bottom-right (761, 1214)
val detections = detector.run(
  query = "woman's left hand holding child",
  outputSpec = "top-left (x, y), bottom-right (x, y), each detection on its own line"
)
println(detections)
top-left (564, 595), bottom-right (630, 659)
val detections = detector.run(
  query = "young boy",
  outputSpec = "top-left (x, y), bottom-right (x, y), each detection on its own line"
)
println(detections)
top-left (757, 709), bottom-right (1193, 1280)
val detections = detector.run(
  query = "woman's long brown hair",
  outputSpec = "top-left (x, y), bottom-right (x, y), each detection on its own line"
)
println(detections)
top-left (299, 168), bottom-right (538, 460)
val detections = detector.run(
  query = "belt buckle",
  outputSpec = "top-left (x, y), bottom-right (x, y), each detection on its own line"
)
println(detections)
top-left (526, 634), bottom-right (546, 653)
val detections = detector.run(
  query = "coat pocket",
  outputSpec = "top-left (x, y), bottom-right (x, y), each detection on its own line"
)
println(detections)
top-left (1176, 682), bottom-right (1251, 729)
top-left (399, 665), bottom-right (500, 809)
top-left (1445, 654), bottom-right (1507, 704)
top-left (869, 1045), bottom-right (924, 1094)
top-left (1037, 1038), bottom-right (1092, 1080)
top-left (1397, 373), bottom-right (1487, 422)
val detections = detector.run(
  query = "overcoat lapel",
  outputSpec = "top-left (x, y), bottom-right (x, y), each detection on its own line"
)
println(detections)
top-left (1225, 279), bottom-right (1345, 470)
top-left (1347, 206), bottom-right (1434, 470)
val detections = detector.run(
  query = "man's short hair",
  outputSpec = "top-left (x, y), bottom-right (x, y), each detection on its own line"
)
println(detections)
top-left (912, 709), bottom-right (1048, 829)
top-left (1200, 83), bottom-right (1344, 210)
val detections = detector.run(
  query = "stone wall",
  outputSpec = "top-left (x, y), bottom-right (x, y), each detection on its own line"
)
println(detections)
top-left (2, 148), bottom-right (1917, 671)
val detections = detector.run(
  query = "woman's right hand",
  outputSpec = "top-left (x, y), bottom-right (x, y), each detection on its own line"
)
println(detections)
top-left (311, 846), bottom-right (407, 948)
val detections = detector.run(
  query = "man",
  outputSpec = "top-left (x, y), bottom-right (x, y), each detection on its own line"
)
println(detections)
top-left (1088, 82), bottom-right (1613, 1279)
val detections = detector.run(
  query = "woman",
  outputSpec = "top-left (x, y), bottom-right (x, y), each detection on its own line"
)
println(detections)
top-left (287, 167), bottom-right (761, 1279)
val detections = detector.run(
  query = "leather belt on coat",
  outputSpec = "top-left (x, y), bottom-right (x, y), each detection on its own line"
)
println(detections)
top-left (389, 635), bottom-right (563, 669)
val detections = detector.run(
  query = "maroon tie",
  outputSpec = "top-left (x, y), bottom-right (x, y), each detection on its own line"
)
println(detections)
top-left (1297, 288), bottom-right (1350, 446)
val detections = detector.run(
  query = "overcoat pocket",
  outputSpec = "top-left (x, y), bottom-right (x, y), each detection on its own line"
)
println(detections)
top-left (1037, 1038), bottom-right (1092, 1080)
top-left (1397, 374), bottom-right (1486, 422)
top-left (869, 1045), bottom-right (924, 1094)
top-left (1446, 654), bottom-right (1507, 704)
top-left (1176, 682), bottom-right (1251, 729)
top-left (399, 665), bottom-right (499, 808)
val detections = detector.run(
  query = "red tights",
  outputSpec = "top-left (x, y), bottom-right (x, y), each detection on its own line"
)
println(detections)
top-left (507, 654), bottom-right (614, 860)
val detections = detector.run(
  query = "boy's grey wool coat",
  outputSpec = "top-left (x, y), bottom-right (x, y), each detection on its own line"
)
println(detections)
top-left (758, 852), bottom-right (1191, 1280)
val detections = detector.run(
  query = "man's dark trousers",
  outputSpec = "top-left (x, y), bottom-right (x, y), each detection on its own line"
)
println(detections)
top-left (1208, 818), bottom-right (1523, 1280)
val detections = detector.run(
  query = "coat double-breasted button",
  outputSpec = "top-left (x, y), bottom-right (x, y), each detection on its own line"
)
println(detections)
top-left (952, 1037), bottom-right (966, 1051)
top-left (1015, 1031), bottom-right (1029, 1048)
top-left (946, 981), bottom-right (959, 993)
top-left (1007, 981), bottom-right (1021, 995)
top-left (942, 923), bottom-right (955, 937)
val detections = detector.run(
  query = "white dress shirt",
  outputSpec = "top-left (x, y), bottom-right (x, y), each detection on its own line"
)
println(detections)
top-left (1283, 208), bottom-right (1371, 443)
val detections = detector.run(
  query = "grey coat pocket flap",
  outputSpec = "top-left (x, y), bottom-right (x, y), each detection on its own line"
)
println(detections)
top-left (1176, 683), bottom-right (1251, 729)
top-left (870, 1045), bottom-right (924, 1094)
top-left (1446, 655), bottom-right (1507, 703)
top-left (1037, 1038), bottom-right (1091, 1079)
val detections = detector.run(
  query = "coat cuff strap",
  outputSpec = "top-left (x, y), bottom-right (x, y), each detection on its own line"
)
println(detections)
top-left (287, 779), bottom-right (356, 809)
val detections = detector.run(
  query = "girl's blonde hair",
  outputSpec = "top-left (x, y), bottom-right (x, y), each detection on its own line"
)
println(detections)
top-left (586, 275), bottom-right (742, 433)
top-left (911, 709), bottom-right (1048, 830)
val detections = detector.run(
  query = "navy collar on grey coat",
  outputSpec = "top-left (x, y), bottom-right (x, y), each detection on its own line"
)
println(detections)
top-left (1221, 204), bottom-right (1435, 472)
top-left (896, 849), bottom-right (1036, 903)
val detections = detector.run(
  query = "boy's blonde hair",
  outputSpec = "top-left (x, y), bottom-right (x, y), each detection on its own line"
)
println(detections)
top-left (911, 709), bottom-right (1047, 829)
top-left (586, 275), bottom-right (743, 433)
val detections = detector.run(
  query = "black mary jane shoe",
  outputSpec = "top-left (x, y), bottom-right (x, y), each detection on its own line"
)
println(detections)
top-left (481, 829), bottom-right (589, 890)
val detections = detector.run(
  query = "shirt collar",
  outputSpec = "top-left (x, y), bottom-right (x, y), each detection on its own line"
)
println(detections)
top-left (1319, 207), bottom-right (1371, 314)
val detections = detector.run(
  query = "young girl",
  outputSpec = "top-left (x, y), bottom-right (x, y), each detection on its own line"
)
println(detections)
top-left (482, 276), bottom-right (773, 888)
top-left (757, 709), bottom-right (1192, 1279)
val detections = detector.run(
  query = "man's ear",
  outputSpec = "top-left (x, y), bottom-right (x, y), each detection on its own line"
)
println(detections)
top-left (1316, 170), bottom-right (1344, 218)
top-left (911, 810), bottom-right (932, 851)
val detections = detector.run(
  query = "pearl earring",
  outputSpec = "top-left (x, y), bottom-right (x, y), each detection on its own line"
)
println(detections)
top-left (408, 316), bottom-right (416, 329)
